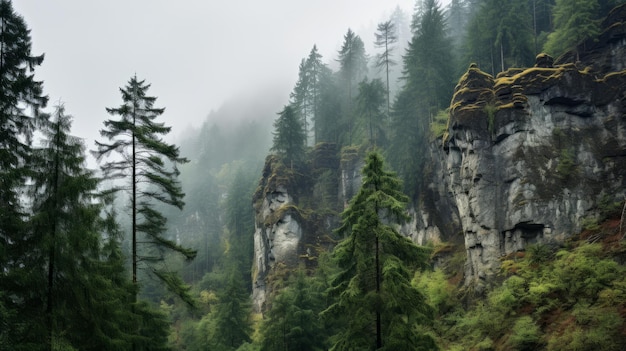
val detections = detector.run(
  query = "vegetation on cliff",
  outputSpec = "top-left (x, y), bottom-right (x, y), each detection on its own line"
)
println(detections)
top-left (3, 0), bottom-right (626, 350)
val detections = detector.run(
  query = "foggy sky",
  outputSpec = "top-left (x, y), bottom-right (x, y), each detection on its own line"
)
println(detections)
top-left (13, 1), bottom-right (449, 153)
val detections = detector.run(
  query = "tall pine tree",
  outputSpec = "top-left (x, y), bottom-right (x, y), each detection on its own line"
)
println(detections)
top-left (0, 0), bottom-right (48, 348)
top-left (323, 151), bottom-right (434, 351)
top-left (93, 75), bottom-right (196, 305)
top-left (271, 105), bottom-right (307, 167)
top-left (388, 0), bottom-right (453, 198)
top-left (30, 104), bottom-right (152, 350)
top-left (374, 20), bottom-right (398, 117)
top-left (337, 29), bottom-right (368, 146)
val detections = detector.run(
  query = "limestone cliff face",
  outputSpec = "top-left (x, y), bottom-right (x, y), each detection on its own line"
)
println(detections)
top-left (252, 146), bottom-right (340, 312)
top-left (437, 9), bottom-right (626, 292)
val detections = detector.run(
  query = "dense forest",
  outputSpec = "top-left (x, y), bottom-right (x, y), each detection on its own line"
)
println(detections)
top-left (2, 0), bottom-right (626, 350)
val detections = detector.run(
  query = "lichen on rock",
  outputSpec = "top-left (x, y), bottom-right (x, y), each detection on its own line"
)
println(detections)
top-left (436, 15), bottom-right (626, 292)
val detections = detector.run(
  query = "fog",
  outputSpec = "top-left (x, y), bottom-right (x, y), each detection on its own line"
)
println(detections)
top-left (13, 1), bottom-right (433, 153)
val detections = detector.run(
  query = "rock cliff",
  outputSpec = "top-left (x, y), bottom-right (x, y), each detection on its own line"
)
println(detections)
top-left (252, 146), bottom-right (340, 312)
top-left (252, 6), bottom-right (626, 309)
top-left (433, 7), bottom-right (626, 292)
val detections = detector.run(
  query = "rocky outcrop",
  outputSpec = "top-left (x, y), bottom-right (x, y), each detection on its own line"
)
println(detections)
top-left (440, 9), bottom-right (626, 292)
top-left (252, 147), bottom-right (341, 312)
top-left (252, 6), bottom-right (626, 306)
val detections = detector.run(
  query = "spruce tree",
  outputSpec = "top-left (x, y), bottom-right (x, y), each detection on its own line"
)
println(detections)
top-left (260, 269), bottom-right (326, 351)
top-left (224, 167), bottom-right (257, 289)
top-left (314, 64), bottom-right (341, 144)
top-left (323, 151), bottom-right (435, 351)
top-left (290, 45), bottom-right (325, 145)
top-left (29, 104), bottom-right (101, 349)
top-left (29, 104), bottom-right (168, 351)
top-left (93, 75), bottom-right (195, 304)
top-left (271, 105), bottom-right (307, 167)
top-left (209, 261), bottom-right (253, 351)
top-left (337, 29), bottom-right (368, 145)
top-left (374, 20), bottom-right (398, 117)
top-left (388, 0), bottom-right (453, 198)
top-left (544, 0), bottom-right (601, 58)
top-left (0, 0), bottom-right (48, 348)
top-left (356, 78), bottom-right (386, 146)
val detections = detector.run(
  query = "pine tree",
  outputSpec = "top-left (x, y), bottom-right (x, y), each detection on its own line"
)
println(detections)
top-left (337, 29), bottom-right (368, 145)
top-left (93, 75), bottom-right (195, 304)
top-left (290, 46), bottom-right (326, 146)
top-left (465, 0), bottom-right (533, 74)
top-left (290, 58), bottom-right (311, 145)
top-left (29, 104), bottom-right (102, 349)
top-left (0, 0), bottom-right (48, 348)
top-left (356, 78), bottom-right (386, 147)
top-left (305, 45), bottom-right (324, 144)
top-left (260, 269), bottom-right (326, 351)
top-left (544, 0), bottom-right (600, 58)
top-left (209, 261), bottom-right (253, 351)
top-left (374, 20), bottom-right (398, 117)
top-left (224, 167), bottom-right (257, 289)
top-left (388, 0), bottom-right (453, 198)
top-left (314, 64), bottom-right (341, 144)
top-left (271, 105), bottom-right (307, 167)
top-left (323, 151), bottom-right (435, 351)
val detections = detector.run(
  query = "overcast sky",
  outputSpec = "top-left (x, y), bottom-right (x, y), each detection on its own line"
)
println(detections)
top-left (14, 1), bottom-right (454, 151)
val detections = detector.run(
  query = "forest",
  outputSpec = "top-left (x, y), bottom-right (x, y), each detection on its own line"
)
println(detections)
top-left (2, 0), bottom-right (626, 350)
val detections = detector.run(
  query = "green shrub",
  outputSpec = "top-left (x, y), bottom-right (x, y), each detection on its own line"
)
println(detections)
top-left (509, 316), bottom-right (541, 350)
top-left (556, 148), bottom-right (576, 180)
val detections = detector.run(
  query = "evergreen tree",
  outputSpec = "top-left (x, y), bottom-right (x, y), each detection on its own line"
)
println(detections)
top-left (28, 105), bottom-right (163, 350)
top-left (406, 0), bottom-right (455, 110)
top-left (224, 167), bottom-right (257, 289)
top-left (0, 0), bottom-right (48, 348)
top-left (305, 45), bottom-right (324, 145)
top-left (544, 0), bottom-right (601, 58)
top-left (93, 75), bottom-right (195, 305)
top-left (260, 269), bottom-right (326, 351)
top-left (337, 29), bottom-right (368, 145)
top-left (314, 64), bottom-right (341, 144)
top-left (209, 262), bottom-right (253, 351)
top-left (271, 105), bottom-right (306, 167)
top-left (388, 0), bottom-right (453, 198)
top-left (290, 58), bottom-right (311, 145)
top-left (355, 78), bottom-right (387, 147)
top-left (471, 0), bottom-right (534, 74)
top-left (446, 0), bottom-right (470, 53)
top-left (290, 46), bottom-right (326, 146)
top-left (323, 151), bottom-right (435, 351)
top-left (29, 104), bottom-right (101, 349)
top-left (374, 20), bottom-right (398, 117)
top-left (528, 0), bottom-right (556, 55)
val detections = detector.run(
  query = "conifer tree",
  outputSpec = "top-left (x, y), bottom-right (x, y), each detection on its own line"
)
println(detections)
top-left (224, 167), bottom-right (257, 289)
top-left (314, 64), bottom-right (341, 144)
top-left (93, 75), bottom-right (195, 304)
top-left (544, 0), bottom-right (600, 58)
top-left (337, 29), bottom-right (368, 145)
top-left (260, 269), bottom-right (326, 351)
top-left (29, 104), bottom-right (102, 349)
top-left (291, 58), bottom-right (312, 145)
top-left (374, 20), bottom-right (398, 117)
top-left (388, 0), bottom-right (453, 198)
top-left (290, 45), bottom-right (326, 146)
top-left (271, 105), bottom-right (307, 167)
top-left (356, 78), bottom-right (386, 146)
top-left (0, 0), bottom-right (48, 347)
top-left (208, 261), bottom-right (253, 351)
top-left (323, 151), bottom-right (435, 351)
